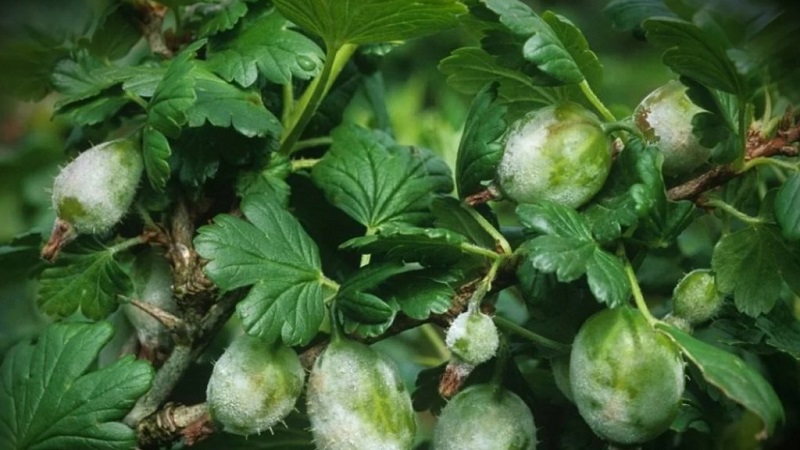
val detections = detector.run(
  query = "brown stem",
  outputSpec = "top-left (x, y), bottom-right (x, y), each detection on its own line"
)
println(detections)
top-left (128, 299), bottom-right (183, 331)
top-left (41, 218), bottom-right (77, 262)
top-left (126, 290), bottom-right (242, 428)
top-left (667, 114), bottom-right (799, 202)
top-left (136, 403), bottom-right (214, 449)
top-left (134, 0), bottom-right (173, 58)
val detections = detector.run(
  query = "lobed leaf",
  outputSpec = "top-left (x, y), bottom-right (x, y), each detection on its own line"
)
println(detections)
top-left (452, 83), bottom-right (508, 198)
top-left (712, 225), bottom-right (800, 317)
top-left (337, 291), bottom-right (394, 324)
top-left (147, 43), bottom-right (199, 138)
top-left (431, 196), bottom-right (497, 250)
top-left (384, 268), bottom-right (461, 320)
top-left (659, 324), bottom-right (784, 437)
top-left (186, 65), bottom-right (282, 138)
top-left (0, 322), bottom-right (153, 450)
top-left (541, 11), bottom-right (602, 89)
top-left (142, 127), bottom-right (172, 192)
top-left (194, 195), bottom-right (326, 345)
top-left (37, 243), bottom-right (132, 320)
top-left (311, 124), bottom-right (452, 230)
top-left (273, 0), bottom-right (466, 47)
top-left (207, 7), bottom-right (324, 87)
top-left (516, 201), bottom-right (630, 307)
top-left (198, 0), bottom-right (250, 37)
top-left (482, 0), bottom-right (583, 85)
top-left (603, 0), bottom-right (676, 33)
top-left (643, 17), bottom-right (744, 96)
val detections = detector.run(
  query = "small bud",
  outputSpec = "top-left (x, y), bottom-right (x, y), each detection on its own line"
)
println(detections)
top-left (445, 310), bottom-right (499, 367)
top-left (672, 269), bottom-right (723, 324)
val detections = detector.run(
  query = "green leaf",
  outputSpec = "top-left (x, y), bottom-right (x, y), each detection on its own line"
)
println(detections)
top-left (207, 7), bottom-right (324, 87)
top-left (453, 83), bottom-right (507, 198)
top-left (438, 47), bottom-right (561, 110)
top-left (481, 0), bottom-right (583, 85)
top-left (339, 262), bottom-right (414, 297)
top-left (311, 124), bottom-right (453, 230)
top-left (541, 11), bottom-right (602, 89)
top-left (187, 65), bottom-right (282, 138)
top-left (0, 322), bottom-right (153, 450)
top-left (194, 195), bottom-right (326, 345)
top-left (585, 249), bottom-right (630, 308)
top-left (199, 0), bottom-right (250, 37)
top-left (755, 304), bottom-right (800, 360)
top-left (516, 201), bottom-right (630, 307)
top-left (236, 154), bottom-right (292, 207)
top-left (0, 232), bottom-right (46, 281)
top-left (431, 196), bottom-right (497, 249)
top-left (86, 4), bottom-right (141, 60)
top-left (37, 243), bottom-right (132, 320)
top-left (585, 138), bottom-right (694, 245)
top-left (273, 0), bottom-right (466, 47)
top-left (341, 224), bottom-right (481, 266)
top-left (712, 225), bottom-right (800, 317)
top-left (142, 127), bottom-right (172, 192)
top-left (337, 291), bottom-right (394, 324)
top-left (643, 17), bottom-right (744, 95)
top-left (682, 77), bottom-right (740, 164)
top-left (775, 173), bottom-right (800, 241)
top-left (384, 268), bottom-right (460, 320)
top-left (147, 42), bottom-right (200, 138)
top-left (659, 324), bottom-right (784, 437)
top-left (517, 201), bottom-right (593, 240)
top-left (603, 0), bottom-right (676, 32)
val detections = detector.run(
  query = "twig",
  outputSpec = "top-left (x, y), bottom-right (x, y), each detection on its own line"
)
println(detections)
top-left (668, 112), bottom-right (799, 202)
top-left (134, 0), bottom-right (173, 58)
top-left (136, 403), bottom-right (213, 449)
top-left (125, 291), bottom-right (242, 428)
top-left (128, 299), bottom-right (183, 331)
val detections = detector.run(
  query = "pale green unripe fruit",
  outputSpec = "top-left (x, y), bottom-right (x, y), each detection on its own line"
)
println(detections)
top-left (432, 384), bottom-right (537, 450)
top-left (122, 249), bottom-right (177, 351)
top-left (52, 138), bottom-right (143, 234)
top-left (307, 338), bottom-right (416, 450)
top-left (570, 308), bottom-right (685, 445)
top-left (672, 269), bottom-right (723, 324)
top-left (206, 334), bottom-right (305, 436)
top-left (445, 310), bottom-right (499, 367)
top-left (497, 102), bottom-right (611, 209)
top-left (634, 80), bottom-right (710, 176)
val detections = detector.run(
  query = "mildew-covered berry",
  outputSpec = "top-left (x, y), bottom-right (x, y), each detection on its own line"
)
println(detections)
top-left (307, 338), bottom-right (416, 450)
top-left (497, 102), bottom-right (611, 208)
top-left (206, 333), bottom-right (305, 436)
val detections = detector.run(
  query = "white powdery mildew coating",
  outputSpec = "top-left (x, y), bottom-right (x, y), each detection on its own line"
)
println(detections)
top-left (637, 80), bottom-right (709, 175)
top-left (672, 269), bottom-right (722, 324)
top-left (307, 340), bottom-right (416, 450)
top-left (432, 384), bottom-right (537, 450)
top-left (569, 309), bottom-right (685, 444)
top-left (497, 104), bottom-right (610, 209)
top-left (52, 139), bottom-right (143, 234)
top-left (445, 310), bottom-right (499, 366)
top-left (206, 334), bottom-right (305, 436)
top-left (497, 110), bottom-right (553, 203)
